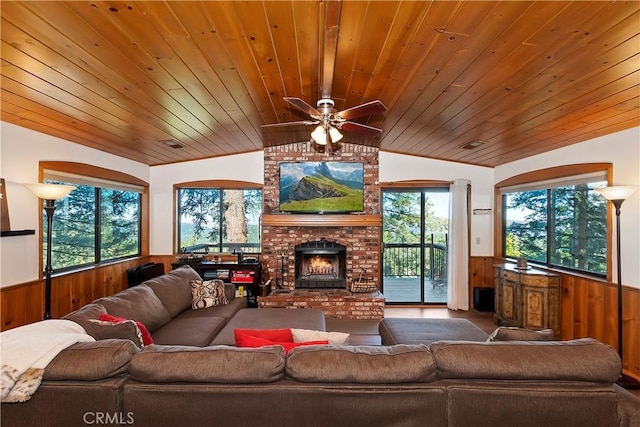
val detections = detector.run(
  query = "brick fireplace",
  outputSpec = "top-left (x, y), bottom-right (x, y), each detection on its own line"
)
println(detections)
top-left (260, 143), bottom-right (381, 292)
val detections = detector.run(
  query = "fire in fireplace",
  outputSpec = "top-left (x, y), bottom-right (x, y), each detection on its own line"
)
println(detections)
top-left (295, 239), bottom-right (346, 289)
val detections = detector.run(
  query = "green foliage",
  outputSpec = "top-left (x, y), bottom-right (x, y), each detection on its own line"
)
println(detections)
top-left (48, 184), bottom-right (140, 270)
top-left (178, 188), bottom-right (262, 252)
top-left (382, 190), bottom-right (450, 281)
top-left (504, 183), bottom-right (607, 274)
top-left (281, 175), bottom-right (363, 212)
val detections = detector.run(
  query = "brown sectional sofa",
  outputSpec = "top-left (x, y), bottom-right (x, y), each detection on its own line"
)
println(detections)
top-left (2, 266), bottom-right (640, 427)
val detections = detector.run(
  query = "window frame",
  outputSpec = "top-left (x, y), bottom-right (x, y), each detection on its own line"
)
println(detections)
top-left (37, 161), bottom-right (149, 276)
top-left (495, 163), bottom-right (613, 280)
top-left (173, 180), bottom-right (263, 255)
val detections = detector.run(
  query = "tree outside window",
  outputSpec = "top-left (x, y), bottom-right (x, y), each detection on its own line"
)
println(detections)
top-left (504, 181), bottom-right (607, 276)
top-left (178, 188), bottom-right (262, 253)
top-left (46, 182), bottom-right (141, 270)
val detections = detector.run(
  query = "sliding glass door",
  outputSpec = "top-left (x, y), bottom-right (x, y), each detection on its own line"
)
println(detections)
top-left (382, 188), bottom-right (450, 304)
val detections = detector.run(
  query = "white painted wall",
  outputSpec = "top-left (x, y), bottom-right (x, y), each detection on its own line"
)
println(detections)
top-left (148, 151), bottom-right (264, 255)
top-left (379, 152), bottom-right (495, 257)
top-left (495, 127), bottom-right (640, 289)
top-left (2, 119), bottom-right (637, 290)
top-left (0, 122), bottom-right (149, 287)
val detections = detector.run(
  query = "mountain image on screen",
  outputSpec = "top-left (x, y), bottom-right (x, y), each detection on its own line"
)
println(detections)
top-left (279, 162), bottom-right (364, 213)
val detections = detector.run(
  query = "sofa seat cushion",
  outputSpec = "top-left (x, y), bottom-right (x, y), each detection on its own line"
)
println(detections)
top-left (287, 344), bottom-right (437, 383)
top-left (175, 296), bottom-right (246, 321)
top-left (431, 338), bottom-right (621, 383)
top-left (143, 265), bottom-right (202, 317)
top-left (151, 316), bottom-right (227, 347)
top-left (379, 318), bottom-right (488, 346)
top-left (43, 339), bottom-right (139, 381)
top-left (95, 285), bottom-right (172, 333)
top-left (129, 345), bottom-right (286, 383)
top-left (211, 308), bottom-right (326, 346)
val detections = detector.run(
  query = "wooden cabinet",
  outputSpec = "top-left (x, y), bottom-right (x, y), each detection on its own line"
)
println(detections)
top-left (494, 263), bottom-right (560, 336)
top-left (171, 261), bottom-right (263, 308)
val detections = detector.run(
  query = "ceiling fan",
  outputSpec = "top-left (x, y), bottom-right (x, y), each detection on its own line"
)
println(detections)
top-left (261, 1), bottom-right (386, 150)
top-left (261, 96), bottom-right (386, 149)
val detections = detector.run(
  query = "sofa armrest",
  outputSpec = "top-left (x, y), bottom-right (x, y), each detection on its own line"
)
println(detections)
top-left (44, 339), bottom-right (139, 381)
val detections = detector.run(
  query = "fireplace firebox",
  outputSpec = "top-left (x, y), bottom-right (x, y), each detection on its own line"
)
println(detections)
top-left (295, 239), bottom-right (346, 289)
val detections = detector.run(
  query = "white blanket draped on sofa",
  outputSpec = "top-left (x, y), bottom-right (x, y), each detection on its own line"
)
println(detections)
top-left (0, 319), bottom-right (95, 403)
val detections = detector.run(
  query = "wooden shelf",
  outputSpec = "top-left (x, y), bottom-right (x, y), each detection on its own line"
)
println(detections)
top-left (262, 214), bottom-right (382, 227)
top-left (1, 229), bottom-right (35, 237)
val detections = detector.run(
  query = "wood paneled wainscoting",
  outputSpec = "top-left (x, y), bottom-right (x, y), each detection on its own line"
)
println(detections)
top-left (2, 255), bottom-right (639, 382)
top-left (0, 258), bottom-right (149, 331)
top-left (470, 256), bottom-right (640, 382)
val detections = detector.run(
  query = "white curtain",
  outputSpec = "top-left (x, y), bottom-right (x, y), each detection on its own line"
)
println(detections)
top-left (447, 179), bottom-right (471, 311)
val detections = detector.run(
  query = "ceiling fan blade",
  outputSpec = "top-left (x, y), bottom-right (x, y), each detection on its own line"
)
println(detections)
top-left (261, 120), bottom-right (318, 129)
top-left (284, 97), bottom-right (321, 117)
top-left (336, 121), bottom-right (382, 137)
top-left (336, 100), bottom-right (386, 121)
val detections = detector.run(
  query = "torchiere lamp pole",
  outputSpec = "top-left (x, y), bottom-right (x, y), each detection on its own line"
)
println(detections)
top-left (596, 185), bottom-right (639, 389)
top-left (25, 183), bottom-right (76, 320)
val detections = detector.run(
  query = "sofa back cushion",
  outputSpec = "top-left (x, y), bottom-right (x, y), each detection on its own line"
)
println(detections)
top-left (94, 285), bottom-right (171, 332)
top-left (431, 338), bottom-right (621, 384)
top-left (143, 265), bottom-right (202, 317)
top-left (286, 344), bottom-right (437, 383)
top-left (43, 339), bottom-right (139, 381)
top-left (62, 302), bottom-right (108, 332)
top-left (129, 345), bottom-right (286, 383)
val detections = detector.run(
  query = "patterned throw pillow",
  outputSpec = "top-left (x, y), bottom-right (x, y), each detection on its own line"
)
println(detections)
top-left (291, 328), bottom-right (350, 345)
top-left (191, 279), bottom-right (229, 310)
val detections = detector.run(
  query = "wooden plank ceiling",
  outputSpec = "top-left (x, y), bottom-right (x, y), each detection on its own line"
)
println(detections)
top-left (1, 1), bottom-right (638, 167)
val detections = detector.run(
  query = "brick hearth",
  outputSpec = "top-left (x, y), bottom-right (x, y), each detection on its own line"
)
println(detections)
top-left (258, 289), bottom-right (385, 320)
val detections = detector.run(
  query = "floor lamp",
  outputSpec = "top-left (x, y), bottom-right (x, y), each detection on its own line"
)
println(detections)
top-left (596, 185), bottom-right (639, 389)
top-left (25, 183), bottom-right (76, 320)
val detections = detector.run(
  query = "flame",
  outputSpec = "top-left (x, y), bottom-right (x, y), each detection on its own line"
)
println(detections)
top-left (309, 256), bottom-right (333, 270)
top-left (307, 255), bottom-right (334, 274)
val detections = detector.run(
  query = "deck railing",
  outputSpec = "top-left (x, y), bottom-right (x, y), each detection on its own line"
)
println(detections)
top-left (181, 242), bottom-right (261, 254)
top-left (383, 234), bottom-right (448, 281)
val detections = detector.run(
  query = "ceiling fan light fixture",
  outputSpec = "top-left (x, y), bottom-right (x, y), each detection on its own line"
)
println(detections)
top-left (310, 125), bottom-right (342, 145)
top-left (329, 126), bottom-right (343, 143)
top-left (310, 125), bottom-right (327, 145)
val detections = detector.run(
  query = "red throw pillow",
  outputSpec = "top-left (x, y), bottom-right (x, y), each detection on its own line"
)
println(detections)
top-left (234, 328), bottom-right (293, 343)
top-left (99, 313), bottom-right (154, 346)
top-left (234, 333), bottom-right (327, 355)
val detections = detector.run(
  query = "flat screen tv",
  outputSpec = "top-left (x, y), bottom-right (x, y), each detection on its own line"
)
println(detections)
top-left (279, 161), bottom-right (365, 213)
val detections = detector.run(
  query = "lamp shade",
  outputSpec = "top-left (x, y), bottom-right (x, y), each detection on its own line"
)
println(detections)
top-left (25, 183), bottom-right (76, 200)
top-left (595, 186), bottom-right (637, 201)
top-left (310, 125), bottom-right (343, 145)
top-left (310, 125), bottom-right (327, 145)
